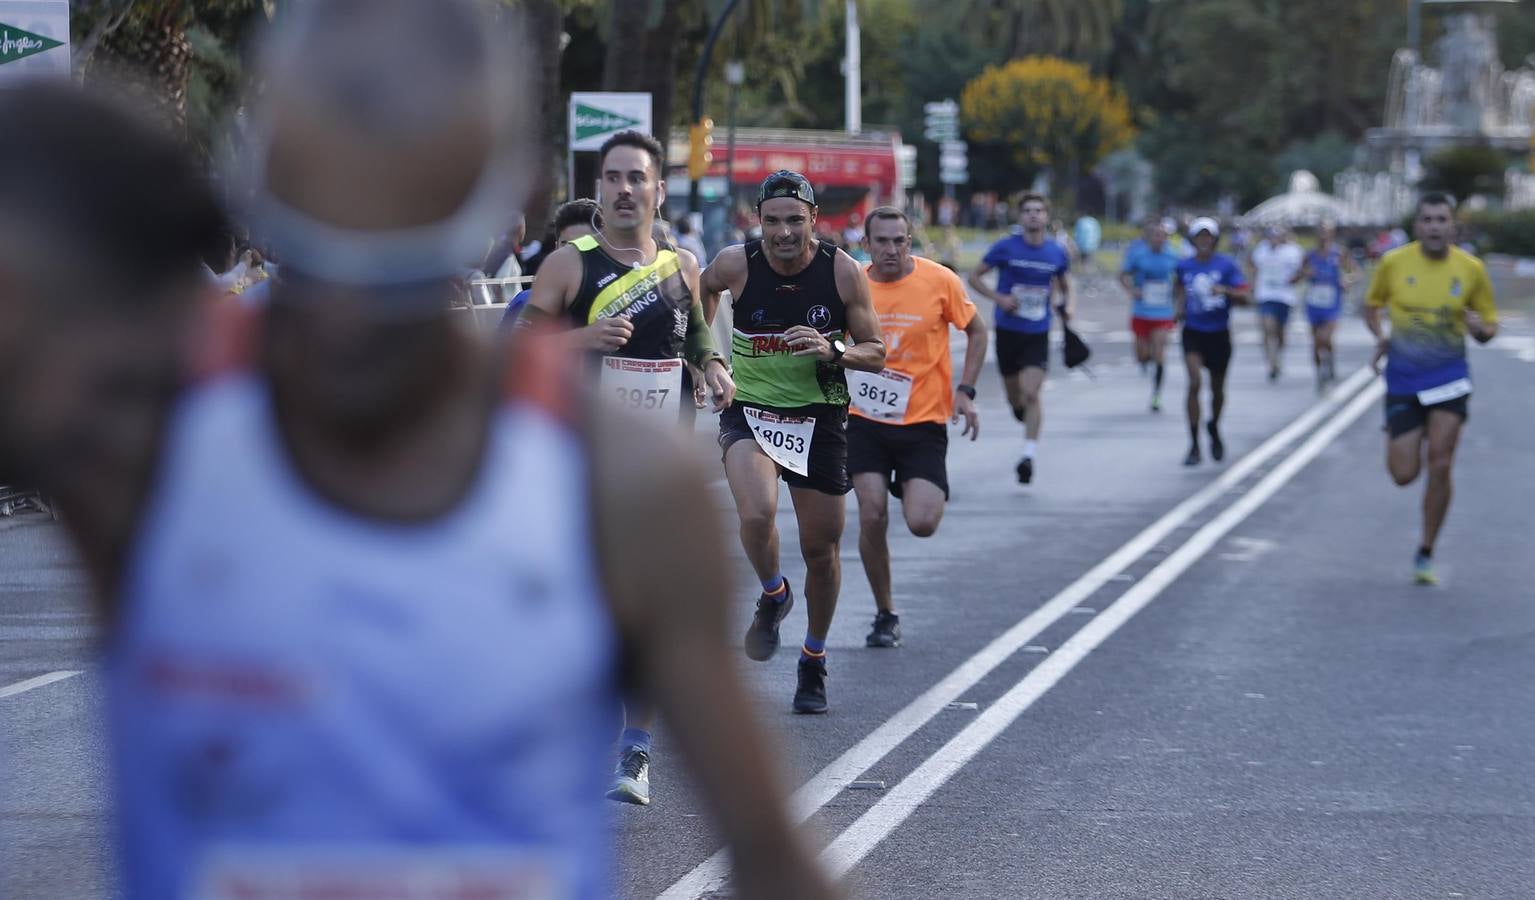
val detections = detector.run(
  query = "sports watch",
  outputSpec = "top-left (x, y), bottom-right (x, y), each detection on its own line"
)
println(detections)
top-left (829, 338), bottom-right (847, 363)
top-left (956, 384), bottom-right (977, 400)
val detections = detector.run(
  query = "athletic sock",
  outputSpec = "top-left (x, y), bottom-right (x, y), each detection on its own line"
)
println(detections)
top-left (1418, 545), bottom-right (1433, 559)
top-left (619, 728), bottom-right (652, 756)
top-left (1154, 363), bottom-right (1165, 392)
top-left (801, 635), bottom-right (827, 663)
top-left (1022, 439), bottom-right (1038, 459)
top-left (761, 574), bottom-right (787, 602)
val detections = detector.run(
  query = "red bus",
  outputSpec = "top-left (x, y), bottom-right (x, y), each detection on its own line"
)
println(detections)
top-left (665, 126), bottom-right (905, 237)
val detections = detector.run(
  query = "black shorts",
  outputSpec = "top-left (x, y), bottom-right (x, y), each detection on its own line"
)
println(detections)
top-left (996, 329), bottom-right (1050, 376)
top-left (846, 417), bottom-right (949, 500)
top-left (1384, 393), bottom-right (1469, 439)
top-left (719, 401), bottom-right (850, 495)
top-left (1182, 327), bottom-right (1232, 376)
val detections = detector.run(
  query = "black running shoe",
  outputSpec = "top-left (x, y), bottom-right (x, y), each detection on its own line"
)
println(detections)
top-left (1207, 422), bottom-right (1225, 462)
top-left (1184, 444), bottom-right (1202, 466)
top-left (866, 611), bottom-right (901, 648)
top-left (1016, 456), bottom-right (1034, 484)
top-left (744, 582), bottom-right (794, 662)
top-left (793, 656), bottom-right (828, 714)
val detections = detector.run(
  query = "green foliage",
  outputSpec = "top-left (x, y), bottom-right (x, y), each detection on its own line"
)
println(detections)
top-left (1271, 132), bottom-right (1358, 196)
top-left (1422, 145), bottom-right (1512, 204)
top-left (1469, 208), bottom-right (1535, 257)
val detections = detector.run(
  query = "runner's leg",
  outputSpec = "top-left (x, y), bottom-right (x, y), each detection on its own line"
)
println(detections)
top-left (1184, 351), bottom-right (1204, 444)
top-left (789, 485), bottom-right (846, 648)
top-left (899, 478), bottom-right (946, 538)
top-left (1019, 366), bottom-right (1045, 442)
top-left (725, 439), bottom-right (783, 582)
top-left (852, 473), bottom-right (893, 614)
top-left (1421, 409), bottom-right (1464, 553)
top-left (1387, 427), bottom-right (1424, 486)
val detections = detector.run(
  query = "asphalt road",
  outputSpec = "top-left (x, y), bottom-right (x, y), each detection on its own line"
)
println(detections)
top-left (3, 265), bottom-right (1533, 899)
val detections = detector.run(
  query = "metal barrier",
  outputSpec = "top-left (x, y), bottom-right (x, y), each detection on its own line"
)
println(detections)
top-left (0, 486), bottom-right (52, 518)
top-left (458, 275), bottom-right (535, 332)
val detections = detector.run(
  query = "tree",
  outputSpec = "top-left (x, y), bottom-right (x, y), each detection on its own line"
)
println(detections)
top-left (959, 0), bottom-right (1121, 66)
top-left (960, 56), bottom-right (1135, 194)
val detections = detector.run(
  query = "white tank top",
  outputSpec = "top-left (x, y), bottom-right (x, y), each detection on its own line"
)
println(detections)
top-left (107, 366), bottom-right (619, 900)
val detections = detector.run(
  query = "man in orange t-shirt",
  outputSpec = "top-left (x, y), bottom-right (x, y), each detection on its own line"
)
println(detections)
top-left (849, 207), bottom-right (988, 648)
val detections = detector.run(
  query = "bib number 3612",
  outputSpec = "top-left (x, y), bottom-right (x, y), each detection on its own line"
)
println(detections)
top-left (743, 407), bottom-right (816, 476)
top-left (600, 357), bottom-right (683, 419)
top-left (847, 368), bottom-right (913, 422)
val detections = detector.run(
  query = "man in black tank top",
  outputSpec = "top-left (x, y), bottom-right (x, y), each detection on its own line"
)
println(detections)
top-left (699, 171), bottom-right (885, 715)
top-left (525, 130), bottom-right (736, 805)
top-left (526, 130), bottom-right (735, 420)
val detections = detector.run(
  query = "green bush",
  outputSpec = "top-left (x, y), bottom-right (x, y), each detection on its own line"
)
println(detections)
top-left (1468, 209), bottom-right (1535, 257)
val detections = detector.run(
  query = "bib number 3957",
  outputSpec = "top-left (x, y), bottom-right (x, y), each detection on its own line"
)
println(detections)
top-left (847, 368), bottom-right (912, 422)
top-left (743, 407), bottom-right (815, 476)
top-left (601, 357), bottom-right (683, 420)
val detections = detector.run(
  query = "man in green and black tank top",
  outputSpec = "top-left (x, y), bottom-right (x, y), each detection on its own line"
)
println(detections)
top-left (525, 130), bottom-right (735, 808)
top-left (700, 170), bottom-right (885, 715)
top-left (527, 130), bottom-right (735, 425)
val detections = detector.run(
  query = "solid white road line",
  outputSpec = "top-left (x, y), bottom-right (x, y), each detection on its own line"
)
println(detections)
top-left (821, 377), bottom-right (1386, 877)
top-left (657, 366), bottom-right (1378, 899)
top-left (0, 669), bottom-right (83, 699)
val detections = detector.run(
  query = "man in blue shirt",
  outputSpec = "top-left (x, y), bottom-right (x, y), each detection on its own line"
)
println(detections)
top-left (967, 192), bottom-right (1073, 485)
top-left (1174, 217), bottom-right (1250, 466)
top-left (1120, 217), bottom-right (1182, 412)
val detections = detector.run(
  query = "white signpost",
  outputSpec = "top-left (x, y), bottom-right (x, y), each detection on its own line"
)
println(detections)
top-left (0, 0), bottom-right (70, 83)
top-left (568, 92), bottom-right (653, 199)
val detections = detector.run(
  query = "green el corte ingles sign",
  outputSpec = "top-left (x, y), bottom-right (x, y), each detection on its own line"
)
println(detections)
top-left (0, 22), bottom-right (61, 65)
top-left (567, 92), bottom-right (652, 152)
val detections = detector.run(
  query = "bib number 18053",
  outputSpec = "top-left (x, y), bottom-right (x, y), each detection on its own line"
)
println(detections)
top-left (742, 407), bottom-right (816, 476)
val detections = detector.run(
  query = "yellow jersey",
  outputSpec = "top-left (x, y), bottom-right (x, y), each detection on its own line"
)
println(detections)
top-left (1365, 243), bottom-right (1497, 395)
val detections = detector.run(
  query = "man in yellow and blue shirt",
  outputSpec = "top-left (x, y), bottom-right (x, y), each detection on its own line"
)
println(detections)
top-left (1365, 192), bottom-right (1498, 585)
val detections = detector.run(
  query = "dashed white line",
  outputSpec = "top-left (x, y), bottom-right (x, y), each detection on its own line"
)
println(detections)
top-left (0, 669), bottom-right (83, 699)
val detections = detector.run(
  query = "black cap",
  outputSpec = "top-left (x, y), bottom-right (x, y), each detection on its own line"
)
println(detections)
top-left (757, 170), bottom-right (816, 208)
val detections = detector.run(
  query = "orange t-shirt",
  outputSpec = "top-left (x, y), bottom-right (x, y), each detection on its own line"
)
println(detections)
top-left (853, 255), bottom-right (977, 425)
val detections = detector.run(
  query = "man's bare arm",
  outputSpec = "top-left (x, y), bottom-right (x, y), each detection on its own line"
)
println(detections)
top-left (699, 244), bottom-right (747, 326)
top-left (959, 312), bottom-right (988, 388)
top-left (591, 415), bottom-right (838, 900)
top-left (966, 260), bottom-right (1008, 306)
top-left (833, 250), bottom-right (886, 373)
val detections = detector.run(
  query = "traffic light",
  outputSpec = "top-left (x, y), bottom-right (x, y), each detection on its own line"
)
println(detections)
top-left (688, 118), bottom-right (715, 179)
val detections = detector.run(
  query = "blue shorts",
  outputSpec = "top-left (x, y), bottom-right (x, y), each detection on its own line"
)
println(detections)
top-left (1305, 304), bottom-right (1341, 327)
top-left (1259, 301), bottom-right (1292, 325)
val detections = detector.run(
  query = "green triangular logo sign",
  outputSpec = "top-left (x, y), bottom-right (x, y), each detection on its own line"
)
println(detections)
top-left (573, 103), bottom-right (642, 142)
top-left (0, 23), bottom-right (63, 66)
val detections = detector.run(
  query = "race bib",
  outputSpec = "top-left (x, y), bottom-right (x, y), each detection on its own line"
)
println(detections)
top-left (1305, 284), bottom-right (1339, 308)
top-left (1417, 377), bottom-right (1472, 406)
top-left (1194, 277), bottom-right (1226, 310)
top-left (742, 407), bottom-right (815, 476)
top-left (847, 368), bottom-right (913, 422)
top-left (194, 847), bottom-right (570, 900)
top-left (1260, 272), bottom-right (1288, 294)
top-left (600, 357), bottom-right (683, 421)
top-left (1010, 285), bottom-right (1050, 321)
top-left (1141, 281), bottom-right (1172, 308)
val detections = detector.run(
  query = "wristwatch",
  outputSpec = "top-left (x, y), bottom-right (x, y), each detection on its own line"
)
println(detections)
top-left (956, 384), bottom-right (977, 400)
top-left (829, 338), bottom-right (846, 363)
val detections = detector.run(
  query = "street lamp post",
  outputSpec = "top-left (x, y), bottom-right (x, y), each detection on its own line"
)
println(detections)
top-left (725, 60), bottom-right (744, 210)
top-left (689, 0), bottom-right (743, 216)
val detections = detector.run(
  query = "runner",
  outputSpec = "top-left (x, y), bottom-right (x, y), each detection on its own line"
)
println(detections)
top-left (967, 192), bottom-right (1073, 485)
top-left (1294, 222), bottom-right (1359, 391)
top-left (1174, 217), bottom-right (1250, 466)
top-left (0, 13), bottom-right (834, 899)
top-left (1365, 192), bottom-right (1498, 585)
top-left (1120, 217), bottom-right (1182, 411)
top-left (1250, 226), bottom-right (1304, 381)
top-left (848, 207), bottom-right (986, 648)
top-left (498, 198), bottom-right (601, 327)
top-left (699, 170), bottom-right (886, 714)
top-left (525, 130), bottom-right (734, 805)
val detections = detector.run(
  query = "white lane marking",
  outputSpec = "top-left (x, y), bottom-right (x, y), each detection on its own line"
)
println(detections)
top-left (657, 365), bottom-right (1378, 899)
top-left (0, 669), bottom-right (83, 699)
top-left (820, 378), bottom-right (1385, 877)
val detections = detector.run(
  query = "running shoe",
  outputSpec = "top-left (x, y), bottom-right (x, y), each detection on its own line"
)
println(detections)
top-left (1016, 456), bottom-right (1034, 484)
top-left (1184, 444), bottom-right (1202, 466)
top-left (1268, 365), bottom-right (1281, 382)
top-left (1207, 421), bottom-right (1225, 462)
top-left (793, 656), bottom-right (828, 714)
top-left (744, 582), bottom-right (794, 661)
top-left (606, 747), bottom-right (651, 806)
top-left (1414, 551), bottom-right (1438, 586)
top-left (866, 611), bottom-right (901, 648)
top-left (1150, 392), bottom-right (1162, 413)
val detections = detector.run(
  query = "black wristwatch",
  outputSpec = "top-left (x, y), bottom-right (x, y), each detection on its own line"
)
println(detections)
top-left (956, 384), bottom-right (977, 400)
top-left (829, 338), bottom-right (847, 364)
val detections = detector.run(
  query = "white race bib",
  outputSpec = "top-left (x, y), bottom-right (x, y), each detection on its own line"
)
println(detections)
top-left (1010, 285), bottom-right (1050, 321)
top-left (743, 407), bottom-right (815, 476)
top-left (1141, 281), bottom-right (1172, 308)
top-left (1194, 276), bottom-right (1226, 310)
top-left (600, 357), bottom-right (684, 421)
top-left (847, 368), bottom-right (913, 422)
top-left (1305, 283), bottom-right (1339, 308)
top-left (1417, 377), bottom-right (1472, 406)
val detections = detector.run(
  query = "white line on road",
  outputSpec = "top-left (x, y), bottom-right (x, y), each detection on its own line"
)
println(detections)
top-left (0, 669), bottom-right (83, 699)
top-left (820, 377), bottom-right (1386, 877)
top-left (658, 365), bottom-right (1378, 899)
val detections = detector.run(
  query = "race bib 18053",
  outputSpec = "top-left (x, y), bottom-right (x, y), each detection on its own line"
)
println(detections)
top-left (600, 357), bottom-right (683, 421)
top-left (847, 368), bottom-right (912, 422)
top-left (742, 407), bottom-right (815, 476)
